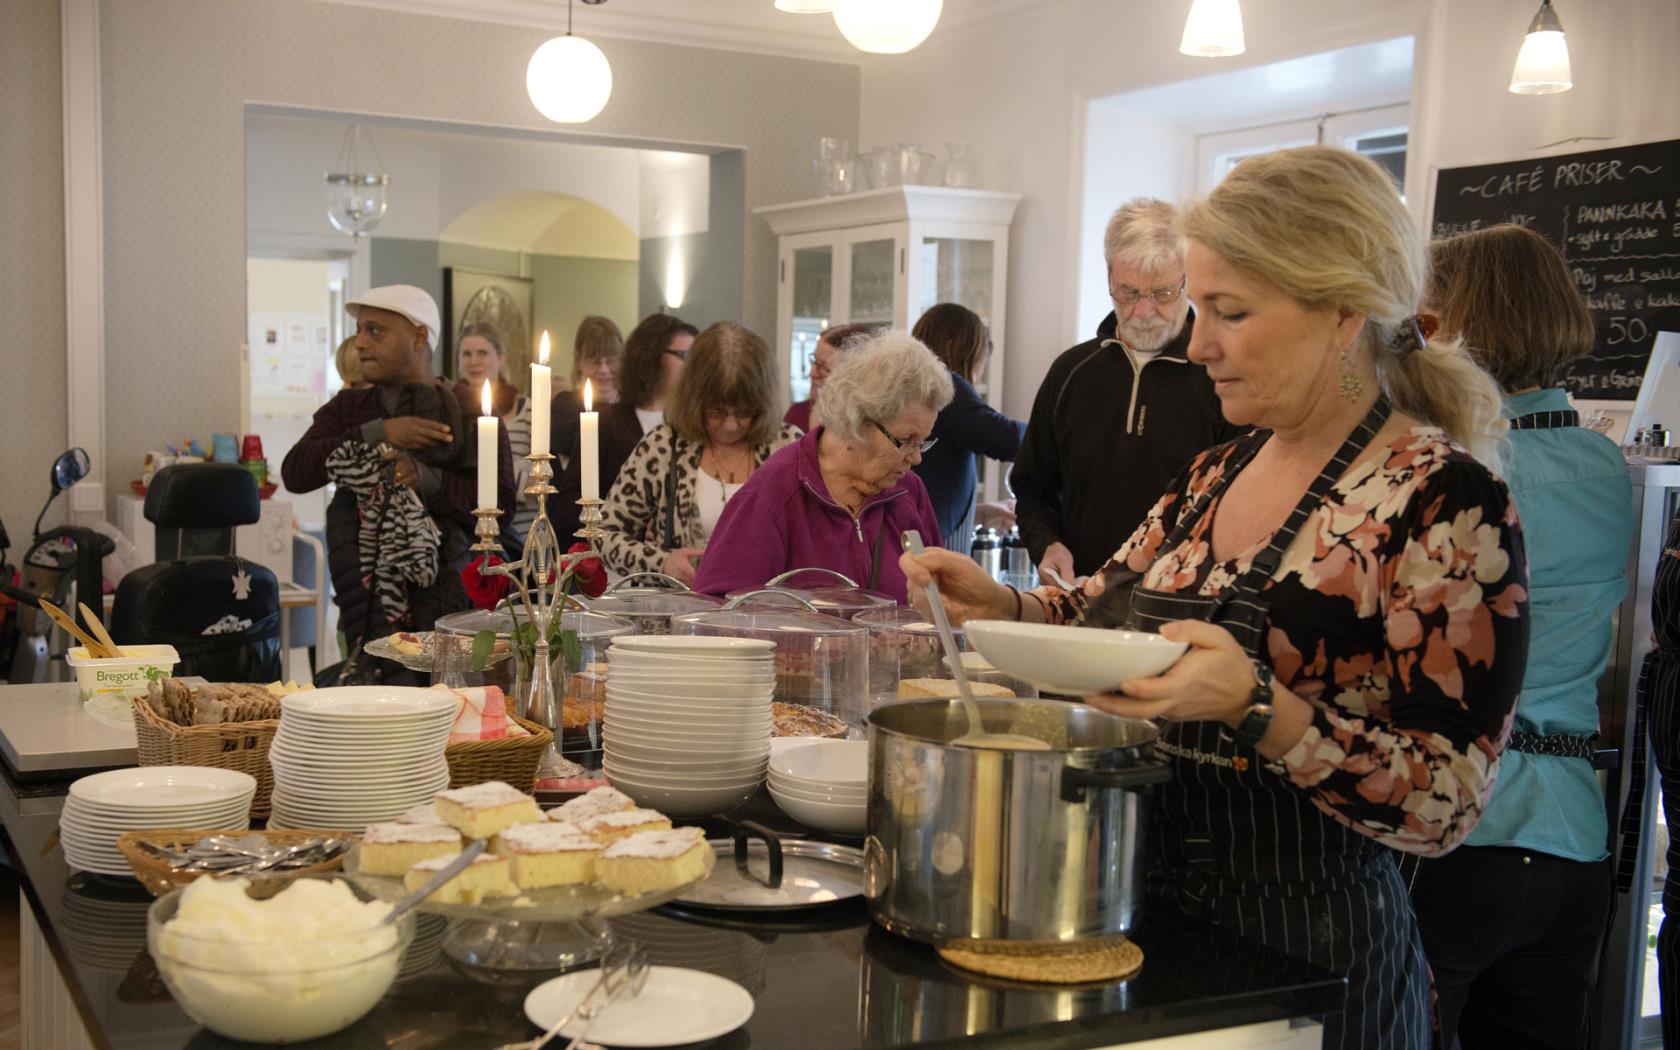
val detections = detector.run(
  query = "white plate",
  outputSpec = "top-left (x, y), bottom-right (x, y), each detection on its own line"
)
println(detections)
top-left (610, 636), bottom-right (775, 655)
top-left (524, 965), bottom-right (752, 1047)
top-left (768, 738), bottom-right (867, 785)
top-left (767, 785), bottom-right (866, 834)
top-left (68, 767), bottom-right (257, 808)
top-left (281, 686), bottom-right (458, 719)
top-left (963, 620), bottom-right (1188, 695)
top-left (63, 797), bottom-right (250, 818)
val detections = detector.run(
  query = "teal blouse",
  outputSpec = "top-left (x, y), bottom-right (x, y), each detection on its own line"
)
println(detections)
top-left (1466, 388), bottom-right (1632, 860)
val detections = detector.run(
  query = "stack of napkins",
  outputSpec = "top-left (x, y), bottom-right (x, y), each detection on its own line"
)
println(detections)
top-left (443, 686), bottom-right (531, 743)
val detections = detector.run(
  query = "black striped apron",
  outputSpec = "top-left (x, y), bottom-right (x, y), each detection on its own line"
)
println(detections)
top-left (1125, 397), bottom-right (1431, 1050)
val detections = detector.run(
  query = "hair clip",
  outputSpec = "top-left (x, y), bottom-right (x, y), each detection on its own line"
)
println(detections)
top-left (1388, 315), bottom-right (1434, 355)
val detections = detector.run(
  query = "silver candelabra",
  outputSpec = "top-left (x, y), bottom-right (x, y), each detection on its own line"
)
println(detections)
top-left (471, 451), bottom-right (604, 778)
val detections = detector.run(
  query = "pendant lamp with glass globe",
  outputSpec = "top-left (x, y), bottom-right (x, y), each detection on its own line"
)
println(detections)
top-left (1508, 0), bottom-right (1572, 95)
top-left (832, 0), bottom-right (942, 54)
top-left (1179, 0), bottom-right (1245, 58)
top-left (325, 123), bottom-right (389, 238)
top-left (527, 0), bottom-right (613, 124)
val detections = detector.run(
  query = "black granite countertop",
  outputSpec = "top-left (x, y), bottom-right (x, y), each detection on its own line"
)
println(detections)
top-left (0, 764), bottom-right (1343, 1049)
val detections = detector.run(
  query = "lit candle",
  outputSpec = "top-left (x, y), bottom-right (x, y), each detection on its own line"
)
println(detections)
top-left (580, 379), bottom-right (600, 501)
top-left (477, 380), bottom-right (497, 510)
top-left (530, 331), bottom-right (551, 457)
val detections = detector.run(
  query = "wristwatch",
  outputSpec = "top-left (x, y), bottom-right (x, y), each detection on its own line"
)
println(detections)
top-left (1231, 660), bottom-right (1275, 750)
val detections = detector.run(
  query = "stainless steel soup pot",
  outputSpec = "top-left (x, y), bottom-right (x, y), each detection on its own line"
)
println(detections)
top-left (864, 698), bottom-right (1169, 945)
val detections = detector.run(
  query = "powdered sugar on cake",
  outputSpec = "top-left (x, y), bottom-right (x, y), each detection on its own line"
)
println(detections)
top-left (602, 826), bottom-right (705, 859)
top-left (364, 822), bottom-right (459, 844)
top-left (551, 786), bottom-right (634, 824)
top-left (412, 852), bottom-right (506, 872)
top-left (438, 782), bottom-right (532, 809)
top-left (498, 823), bottom-right (601, 854)
top-left (395, 803), bottom-right (443, 824)
top-left (580, 808), bottom-right (667, 833)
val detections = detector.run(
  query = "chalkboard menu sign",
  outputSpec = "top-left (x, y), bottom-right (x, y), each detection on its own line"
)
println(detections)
top-left (1431, 138), bottom-right (1680, 400)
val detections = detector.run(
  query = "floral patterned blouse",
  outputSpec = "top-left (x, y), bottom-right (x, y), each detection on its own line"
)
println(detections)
top-left (1041, 427), bottom-right (1529, 861)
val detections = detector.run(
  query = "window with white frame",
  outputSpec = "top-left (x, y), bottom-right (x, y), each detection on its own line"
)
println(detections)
top-left (1197, 102), bottom-right (1410, 196)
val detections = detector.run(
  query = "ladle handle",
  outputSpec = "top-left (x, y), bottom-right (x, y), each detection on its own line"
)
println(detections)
top-left (901, 531), bottom-right (980, 717)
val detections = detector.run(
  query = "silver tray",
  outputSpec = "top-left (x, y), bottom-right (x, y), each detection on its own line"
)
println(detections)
top-left (674, 826), bottom-right (864, 911)
top-left (364, 631), bottom-right (514, 674)
top-left (343, 842), bottom-right (715, 921)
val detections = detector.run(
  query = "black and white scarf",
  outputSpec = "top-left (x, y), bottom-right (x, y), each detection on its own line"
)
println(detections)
top-left (326, 441), bottom-right (440, 629)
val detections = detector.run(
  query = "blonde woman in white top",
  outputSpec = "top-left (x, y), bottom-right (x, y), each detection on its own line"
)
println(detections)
top-left (598, 322), bottom-right (801, 584)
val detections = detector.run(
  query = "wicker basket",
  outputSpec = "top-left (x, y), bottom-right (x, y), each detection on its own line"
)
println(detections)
top-left (445, 716), bottom-right (553, 793)
top-left (131, 695), bottom-right (279, 820)
top-left (116, 828), bottom-right (351, 897)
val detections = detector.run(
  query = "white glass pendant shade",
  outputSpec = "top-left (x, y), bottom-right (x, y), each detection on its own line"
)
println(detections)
top-left (775, 0), bottom-right (834, 12)
top-left (325, 174), bottom-right (388, 237)
top-left (526, 34), bottom-right (613, 123)
top-left (1509, 2), bottom-right (1571, 94)
top-left (1179, 0), bottom-right (1245, 58)
top-left (832, 0), bottom-right (942, 54)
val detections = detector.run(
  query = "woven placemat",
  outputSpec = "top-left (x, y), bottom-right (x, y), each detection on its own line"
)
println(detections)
top-left (936, 935), bottom-right (1143, 984)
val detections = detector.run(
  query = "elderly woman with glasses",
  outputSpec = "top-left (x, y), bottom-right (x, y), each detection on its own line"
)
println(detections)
top-left (784, 323), bottom-right (879, 432)
top-left (695, 330), bottom-right (952, 603)
top-left (597, 322), bottom-right (801, 585)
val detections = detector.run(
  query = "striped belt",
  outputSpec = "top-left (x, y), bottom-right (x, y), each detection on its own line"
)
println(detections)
top-left (1507, 731), bottom-right (1596, 759)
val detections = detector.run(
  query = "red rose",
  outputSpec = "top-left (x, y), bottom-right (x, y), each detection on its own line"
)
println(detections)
top-left (461, 555), bottom-right (513, 611)
top-left (567, 543), bottom-right (608, 598)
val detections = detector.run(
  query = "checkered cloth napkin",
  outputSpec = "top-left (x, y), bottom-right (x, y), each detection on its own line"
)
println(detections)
top-left (442, 686), bottom-right (531, 743)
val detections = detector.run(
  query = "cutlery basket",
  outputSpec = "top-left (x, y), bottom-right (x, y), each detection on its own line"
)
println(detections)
top-left (116, 828), bottom-right (348, 896)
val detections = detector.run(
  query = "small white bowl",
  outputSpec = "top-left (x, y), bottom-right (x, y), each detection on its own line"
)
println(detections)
top-left (768, 739), bottom-right (867, 787)
top-left (963, 620), bottom-right (1187, 695)
top-left (766, 776), bottom-right (866, 804)
top-left (604, 771), bottom-right (760, 817)
top-left (604, 762), bottom-right (764, 789)
top-left (767, 784), bottom-right (865, 835)
top-left (603, 735), bottom-right (767, 761)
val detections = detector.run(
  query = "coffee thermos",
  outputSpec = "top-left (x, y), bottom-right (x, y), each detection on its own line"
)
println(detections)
top-left (971, 527), bottom-right (1005, 582)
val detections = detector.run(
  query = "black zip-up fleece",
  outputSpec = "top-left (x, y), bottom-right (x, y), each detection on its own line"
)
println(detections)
top-left (1010, 309), bottom-right (1242, 576)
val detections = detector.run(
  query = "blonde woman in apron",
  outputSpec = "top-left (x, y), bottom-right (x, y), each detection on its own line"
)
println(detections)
top-left (903, 146), bottom-right (1530, 1050)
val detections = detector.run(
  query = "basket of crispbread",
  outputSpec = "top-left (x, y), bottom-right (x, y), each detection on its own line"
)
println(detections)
top-left (131, 679), bottom-right (309, 820)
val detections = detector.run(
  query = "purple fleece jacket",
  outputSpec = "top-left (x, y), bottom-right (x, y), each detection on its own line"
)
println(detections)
top-left (692, 426), bottom-right (942, 604)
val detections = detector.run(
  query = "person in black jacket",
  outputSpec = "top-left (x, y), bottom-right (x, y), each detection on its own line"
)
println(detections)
top-left (1011, 197), bottom-right (1239, 581)
top-left (911, 303), bottom-right (1025, 547)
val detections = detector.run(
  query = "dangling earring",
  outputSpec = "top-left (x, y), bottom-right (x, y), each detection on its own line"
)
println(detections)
top-left (1338, 349), bottom-right (1364, 400)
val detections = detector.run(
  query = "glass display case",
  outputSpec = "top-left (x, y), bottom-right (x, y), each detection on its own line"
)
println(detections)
top-left (672, 604), bottom-right (869, 730)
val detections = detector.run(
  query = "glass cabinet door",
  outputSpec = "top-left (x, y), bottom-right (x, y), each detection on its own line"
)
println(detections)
top-left (789, 244), bottom-right (834, 403)
top-left (917, 236), bottom-right (996, 326)
top-left (847, 237), bottom-right (897, 325)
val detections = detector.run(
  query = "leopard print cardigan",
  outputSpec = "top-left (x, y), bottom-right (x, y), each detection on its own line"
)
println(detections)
top-left (598, 422), bottom-right (804, 575)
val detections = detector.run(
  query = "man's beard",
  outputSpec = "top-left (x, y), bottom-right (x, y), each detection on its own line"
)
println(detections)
top-left (1120, 316), bottom-right (1179, 352)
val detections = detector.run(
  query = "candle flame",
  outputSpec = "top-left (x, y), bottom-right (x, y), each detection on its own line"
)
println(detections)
top-left (539, 330), bottom-right (550, 366)
top-left (481, 380), bottom-right (492, 416)
top-left (583, 379), bottom-right (593, 412)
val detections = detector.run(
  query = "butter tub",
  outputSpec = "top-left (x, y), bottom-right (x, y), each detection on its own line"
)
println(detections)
top-left (65, 645), bottom-right (180, 702)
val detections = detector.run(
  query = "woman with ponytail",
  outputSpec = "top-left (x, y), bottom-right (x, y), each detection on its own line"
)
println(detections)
top-left (901, 145), bottom-right (1530, 1050)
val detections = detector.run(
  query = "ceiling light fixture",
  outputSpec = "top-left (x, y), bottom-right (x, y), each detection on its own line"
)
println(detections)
top-left (832, 0), bottom-right (942, 54)
top-left (1179, 0), bottom-right (1245, 58)
top-left (775, 0), bottom-right (835, 12)
top-left (324, 124), bottom-right (389, 238)
top-left (527, 0), bottom-right (613, 124)
top-left (1509, 0), bottom-right (1572, 95)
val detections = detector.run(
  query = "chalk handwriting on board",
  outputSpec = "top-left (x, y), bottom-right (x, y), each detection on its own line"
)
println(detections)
top-left (1433, 139), bottom-right (1680, 401)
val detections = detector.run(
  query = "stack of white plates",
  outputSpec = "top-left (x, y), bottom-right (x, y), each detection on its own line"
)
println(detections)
top-left (268, 686), bottom-right (455, 830)
top-left (602, 636), bottom-right (775, 817)
top-left (767, 739), bottom-right (867, 834)
top-left (61, 767), bottom-right (256, 876)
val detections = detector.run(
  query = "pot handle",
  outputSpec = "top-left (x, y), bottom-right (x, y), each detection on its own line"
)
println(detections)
top-left (1059, 760), bottom-right (1172, 803)
top-left (767, 567), bottom-right (859, 589)
top-left (730, 819), bottom-right (785, 889)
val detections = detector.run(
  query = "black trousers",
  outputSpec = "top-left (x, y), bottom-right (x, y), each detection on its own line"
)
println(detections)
top-left (1410, 844), bottom-right (1612, 1050)
top-left (1645, 649), bottom-right (1680, 1048)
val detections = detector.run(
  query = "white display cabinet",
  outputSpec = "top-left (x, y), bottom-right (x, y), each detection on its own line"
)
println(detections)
top-left (755, 186), bottom-right (1022, 411)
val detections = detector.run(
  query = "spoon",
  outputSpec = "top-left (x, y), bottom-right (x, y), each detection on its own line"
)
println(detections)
top-left (902, 531), bottom-right (1047, 751)
top-left (382, 838), bottom-right (487, 925)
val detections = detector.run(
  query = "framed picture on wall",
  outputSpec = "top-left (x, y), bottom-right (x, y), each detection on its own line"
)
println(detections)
top-left (442, 267), bottom-right (534, 390)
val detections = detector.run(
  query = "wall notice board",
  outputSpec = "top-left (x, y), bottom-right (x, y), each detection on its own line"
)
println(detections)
top-left (1431, 138), bottom-right (1680, 400)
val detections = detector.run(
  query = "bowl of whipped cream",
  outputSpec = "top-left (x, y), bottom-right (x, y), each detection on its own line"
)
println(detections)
top-left (148, 874), bottom-right (412, 1043)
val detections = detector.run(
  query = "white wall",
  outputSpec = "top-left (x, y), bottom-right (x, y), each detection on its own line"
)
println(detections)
top-left (859, 0), bottom-right (1680, 418)
top-left (1075, 107), bottom-right (1191, 338)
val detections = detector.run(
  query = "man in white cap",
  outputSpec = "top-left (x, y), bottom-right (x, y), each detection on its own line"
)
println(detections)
top-left (282, 285), bottom-right (513, 674)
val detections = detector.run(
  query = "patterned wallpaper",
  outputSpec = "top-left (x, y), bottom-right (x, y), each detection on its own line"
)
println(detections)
top-left (98, 0), bottom-right (860, 494)
top-left (0, 0), bottom-right (69, 547)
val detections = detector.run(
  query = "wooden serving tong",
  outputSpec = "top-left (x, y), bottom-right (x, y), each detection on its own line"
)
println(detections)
top-left (36, 598), bottom-right (121, 658)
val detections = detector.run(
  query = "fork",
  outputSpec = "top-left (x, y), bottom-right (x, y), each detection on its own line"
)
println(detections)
top-left (495, 944), bottom-right (637, 1050)
top-left (561, 947), bottom-right (650, 1050)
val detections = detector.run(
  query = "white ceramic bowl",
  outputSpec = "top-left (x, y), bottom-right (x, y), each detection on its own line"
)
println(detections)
top-left (766, 773), bottom-right (866, 802)
top-left (605, 679), bottom-right (775, 699)
top-left (602, 716), bottom-right (770, 740)
top-left (963, 620), bottom-right (1188, 695)
top-left (603, 771), bottom-right (760, 817)
top-left (600, 751), bottom-right (770, 775)
top-left (603, 761), bottom-right (764, 788)
top-left (606, 692), bottom-right (773, 713)
top-left (767, 784), bottom-right (866, 835)
top-left (603, 735), bottom-right (767, 761)
top-left (767, 739), bottom-right (867, 787)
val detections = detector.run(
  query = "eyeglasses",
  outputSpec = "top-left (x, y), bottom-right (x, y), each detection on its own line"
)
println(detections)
top-left (1111, 276), bottom-right (1187, 307)
top-left (664, 349), bottom-right (688, 361)
top-left (869, 418), bottom-right (937, 456)
top-left (806, 352), bottom-right (832, 379)
top-left (704, 407), bottom-right (758, 424)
